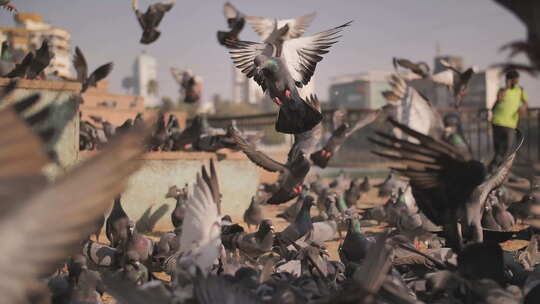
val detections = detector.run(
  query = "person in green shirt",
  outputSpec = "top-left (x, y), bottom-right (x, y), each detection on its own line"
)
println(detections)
top-left (443, 112), bottom-right (472, 158)
top-left (489, 70), bottom-right (528, 171)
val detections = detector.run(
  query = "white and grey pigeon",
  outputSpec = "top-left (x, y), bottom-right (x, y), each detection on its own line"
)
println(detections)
top-left (431, 59), bottom-right (476, 109)
top-left (177, 160), bottom-right (222, 275)
top-left (227, 20), bottom-right (352, 134)
top-left (382, 73), bottom-right (444, 141)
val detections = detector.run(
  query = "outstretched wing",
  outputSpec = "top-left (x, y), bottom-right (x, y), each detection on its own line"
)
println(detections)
top-left (282, 21), bottom-right (352, 86)
top-left (179, 165), bottom-right (222, 273)
top-left (87, 62), bottom-right (114, 88)
top-left (246, 12), bottom-right (317, 41)
top-left (370, 118), bottom-right (481, 225)
top-left (0, 118), bottom-right (146, 303)
top-left (345, 108), bottom-right (381, 137)
top-left (227, 40), bottom-right (267, 90)
top-left (467, 129), bottom-right (524, 213)
top-left (73, 47), bottom-right (88, 83)
top-left (223, 2), bottom-right (240, 20)
top-left (231, 129), bottom-right (286, 172)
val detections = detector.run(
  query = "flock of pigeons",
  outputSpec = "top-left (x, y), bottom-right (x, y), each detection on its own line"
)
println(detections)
top-left (3, 0), bottom-right (540, 303)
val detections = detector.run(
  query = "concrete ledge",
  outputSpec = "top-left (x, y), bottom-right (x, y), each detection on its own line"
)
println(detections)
top-left (78, 150), bottom-right (260, 231)
top-left (0, 78), bottom-right (81, 92)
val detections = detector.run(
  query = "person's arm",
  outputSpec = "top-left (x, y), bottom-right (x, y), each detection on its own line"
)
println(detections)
top-left (519, 87), bottom-right (528, 117)
top-left (491, 89), bottom-right (504, 111)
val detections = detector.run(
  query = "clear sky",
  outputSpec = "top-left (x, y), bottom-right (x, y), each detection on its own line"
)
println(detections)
top-left (1, 0), bottom-right (539, 105)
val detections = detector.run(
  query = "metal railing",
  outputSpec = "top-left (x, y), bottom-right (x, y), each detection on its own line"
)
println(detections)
top-left (203, 107), bottom-right (540, 165)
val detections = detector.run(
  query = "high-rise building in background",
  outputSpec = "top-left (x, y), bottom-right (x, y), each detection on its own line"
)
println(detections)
top-left (133, 52), bottom-right (159, 107)
top-left (231, 66), bottom-right (264, 104)
top-left (329, 71), bottom-right (392, 109)
top-left (0, 13), bottom-right (71, 77)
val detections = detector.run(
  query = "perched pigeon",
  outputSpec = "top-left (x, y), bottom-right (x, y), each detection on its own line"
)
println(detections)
top-left (73, 46), bottom-right (113, 93)
top-left (132, 0), bottom-right (175, 44)
top-left (227, 21), bottom-right (351, 133)
top-left (217, 2), bottom-right (246, 47)
top-left (5, 40), bottom-right (53, 79)
top-left (165, 184), bottom-right (188, 228)
top-left (106, 196), bottom-right (130, 248)
top-left (243, 196), bottom-right (263, 231)
top-left (275, 196), bottom-right (314, 245)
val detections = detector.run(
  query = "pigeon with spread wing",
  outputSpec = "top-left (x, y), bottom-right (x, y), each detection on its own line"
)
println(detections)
top-left (73, 47), bottom-right (113, 93)
top-left (132, 0), bottom-right (175, 44)
top-left (370, 118), bottom-right (523, 251)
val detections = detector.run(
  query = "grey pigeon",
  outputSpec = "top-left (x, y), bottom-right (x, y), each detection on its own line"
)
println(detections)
top-left (165, 184), bottom-right (188, 228)
top-left (26, 40), bottom-right (54, 79)
top-left (132, 0), bottom-right (175, 44)
top-left (105, 196), bottom-right (130, 248)
top-left (65, 255), bottom-right (105, 304)
top-left (227, 20), bottom-right (351, 133)
top-left (217, 2), bottom-right (246, 48)
top-left (275, 196), bottom-right (314, 246)
top-left (243, 196), bottom-right (263, 231)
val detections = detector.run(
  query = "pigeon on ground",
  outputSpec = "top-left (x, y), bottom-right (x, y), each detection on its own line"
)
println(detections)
top-left (217, 2), bottom-right (246, 47)
top-left (131, 0), bottom-right (175, 44)
top-left (65, 255), bottom-right (105, 304)
top-left (311, 109), bottom-right (381, 168)
top-left (339, 217), bottom-right (371, 265)
top-left (149, 112), bottom-right (168, 151)
top-left (275, 195), bottom-right (314, 246)
top-left (166, 184), bottom-right (188, 229)
top-left (374, 171), bottom-right (407, 198)
top-left (243, 196), bottom-right (263, 231)
top-left (177, 160), bottom-right (222, 274)
top-left (222, 219), bottom-right (275, 259)
top-left (227, 21), bottom-right (351, 133)
top-left (371, 118), bottom-right (524, 251)
top-left (123, 221), bottom-right (154, 268)
top-left (73, 46), bottom-right (113, 93)
top-left (276, 190), bottom-right (307, 222)
top-left (492, 0), bottom-right (540, 74)
top-left (106, 196), bottom-right (130, 248)
top-left (392, 57), bottom-right (430, 78)
top-left (232, 128), bottom-right (311, 204)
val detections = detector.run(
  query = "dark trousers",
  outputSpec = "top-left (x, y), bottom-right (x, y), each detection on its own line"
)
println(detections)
top-left (489, 124), bottom-right (515, 171)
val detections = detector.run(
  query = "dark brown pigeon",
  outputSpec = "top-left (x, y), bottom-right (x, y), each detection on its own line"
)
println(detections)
top-left (132, 0), bottom-right (175, 44)
top-left (73, 46), bottom-right (113, 93)
top-left (106, 196), bottom-right (130, 248)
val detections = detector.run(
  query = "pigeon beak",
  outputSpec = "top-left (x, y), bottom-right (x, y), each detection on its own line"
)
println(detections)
top-left (273, 97), bottom-right (283, 106)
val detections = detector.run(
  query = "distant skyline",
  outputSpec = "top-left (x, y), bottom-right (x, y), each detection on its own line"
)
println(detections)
top-left (1, 0), bottom-right (539, 105)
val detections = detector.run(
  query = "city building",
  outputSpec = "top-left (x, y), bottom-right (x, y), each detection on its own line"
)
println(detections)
top-left (0, 13), bottom-right (72, 77)
top-left (133, 52), bottom-right (159, 107)
top-left (231, 66), bottom-right (265, 104)
top-left (82, 80), bottom-right (145, 111)
top-left (329, 71), bottom-right (392, 109)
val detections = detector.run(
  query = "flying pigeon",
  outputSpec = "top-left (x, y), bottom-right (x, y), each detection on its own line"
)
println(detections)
top-left (227, 22), bottom-right (351, 133)
top-left (73, 46), bottom-right (113, 93)
top-left (132, 0), bottom-right (175, 44)
top-left (217, 2), bottom-right (246, 47)
top-left (392, 57), bottom-right (430, 78)
top-left (371, 118), bottom-right (524, 251)
top-left (245, 12), bottom-right (317, 42)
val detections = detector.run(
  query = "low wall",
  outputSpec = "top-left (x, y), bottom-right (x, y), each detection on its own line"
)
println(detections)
top-left (0, 78), bottom-right (80, 167)
top-left (79, 151), bottom-right (260, 231)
